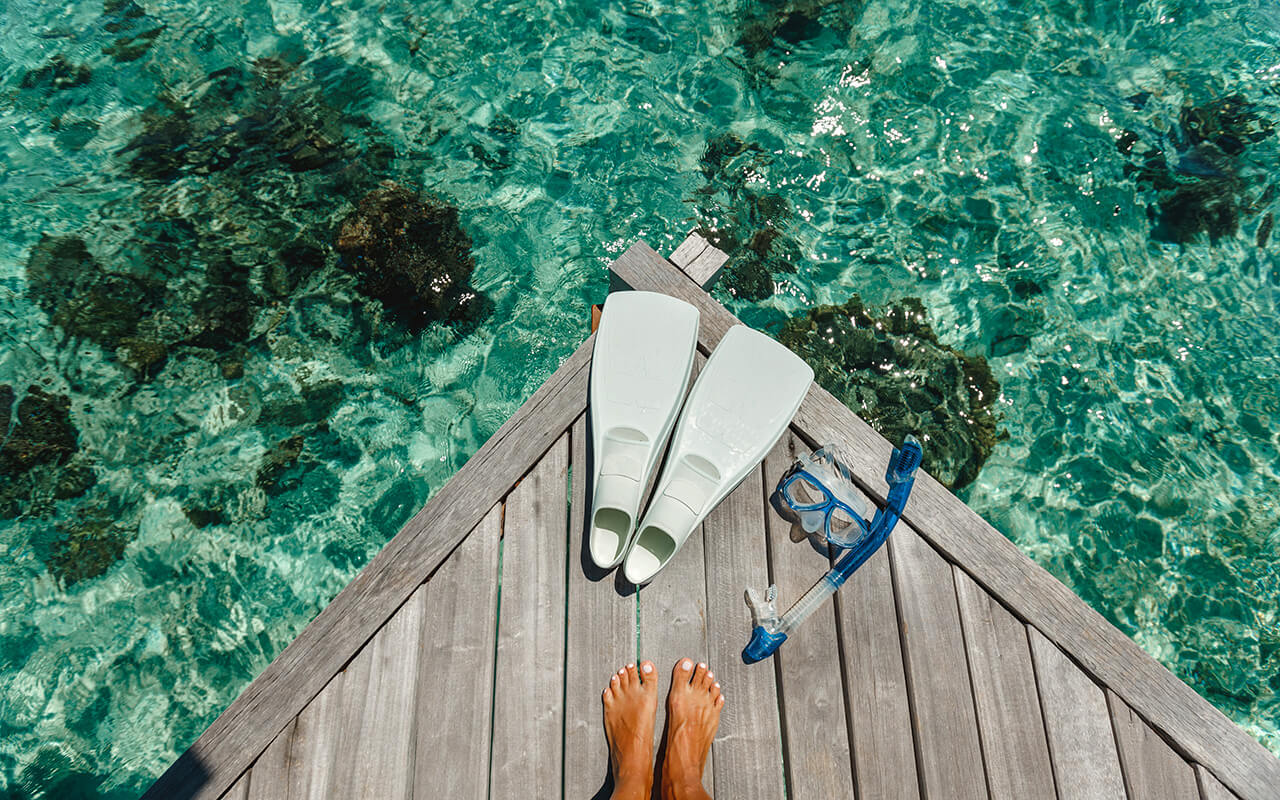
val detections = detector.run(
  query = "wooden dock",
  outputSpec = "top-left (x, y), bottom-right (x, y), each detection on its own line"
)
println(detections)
top-left (143, 236), bottom-right (1280, 800)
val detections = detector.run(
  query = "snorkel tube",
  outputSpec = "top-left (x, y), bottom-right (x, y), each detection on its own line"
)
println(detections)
top-left (743, 437), bottom-right (923, 664)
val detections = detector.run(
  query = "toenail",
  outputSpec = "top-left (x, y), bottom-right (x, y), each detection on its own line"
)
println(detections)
top-left (707, 672), bottom-right (714, 679)
top-left (698, 662), bottom-right (707, 669)
top-left (714, 682), bottom-right (720, 689)
top-left (627, 663), bottom-right (635, 669)
top-left (681, 659), bottom-right (693, 671)
top-left (642, 663), bottom-right (653, 673)
top-left (618, 668), bottom-right (625, 675)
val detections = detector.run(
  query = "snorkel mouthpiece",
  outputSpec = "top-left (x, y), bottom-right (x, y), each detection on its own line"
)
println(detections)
top-left (743, 585), bottom-right (788, 663)
top-left (743, 626), bottom-right (789, 664)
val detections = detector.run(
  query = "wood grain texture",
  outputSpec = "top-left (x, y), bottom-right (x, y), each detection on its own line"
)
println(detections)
top-left (1109, 690), bottom-right (1200, 800)
top-left (762, 432), bottom-right (855, 800)
top-left (701, 466), bottom-right (786, 798)
top-left (244, 719), bottom-right (293, 800)
top-left (222, 772), bottom-right (249, 800)
top-left (144, 337), bottom-right (592, 800)
top-left (637, 518), bottom-right (714, 797)
top-left (280, 669), bottom-right (342, 800)
top-left (413, 503), bottom-right (502, 799)
top-left (328, 592), bottom-right (422, 799)
top-left (1029, 627), bottom-right (1127, 800)
top-left (686, 251), bottom-right (729, 289)
top-left (565, 415), bottom-right (638, 800)
top-left (490, 434), bottom-right (570, 799)
top-left (954, 568), bottom-right (1057, 800)
top-left (888, 529), bottom-right (987, 799)
top-left (1196, 764), bottom-right (1242, 800)
top-left (836, 542), bottom-right (920, 800)
top-left (669, 232), bottom-right (710, 269)
top-left (609, 238), bottom-right (1280, 800)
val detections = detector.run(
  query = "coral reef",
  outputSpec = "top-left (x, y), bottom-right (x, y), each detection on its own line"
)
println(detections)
top-left (336, 183), bottom-right (487, 330)
top-left (101, 0), bottom-right (166, 63)
top-left (24, 235), bottom-right (160, 349)
top-left (1121, 94), bottom-right (1275, 244)
top-left (19, 55), bottom-right (91, 92)
top-left (779, 295), bottom-right (1004, 489)
top-left (737, 0), bottom-right (858, 58)
top-left (120, 61), bottom-right (380, 183)
top-left (36, 509), bottom-right (132, 587)
top-left (694, 132), bottom-right (802, 300)
top-left (256, 435), bottom-right (306, 495)
top-left (0, 385), bottom-right (77, 475)
top-left (0, 386), bottom-right (96, 518)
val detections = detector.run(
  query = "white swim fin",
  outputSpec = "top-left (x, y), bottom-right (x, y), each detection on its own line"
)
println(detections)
top-left (623, 325), bottom-right (813, 585)
top-left (588, 291), bottom-right (700, 569)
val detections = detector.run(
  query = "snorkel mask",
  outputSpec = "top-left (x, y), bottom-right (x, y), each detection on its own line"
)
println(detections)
top-left (770, 445), bottom-right (872, 550)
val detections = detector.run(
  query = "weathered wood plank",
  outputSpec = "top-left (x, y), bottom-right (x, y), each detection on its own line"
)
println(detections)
top-left (565, 414), bottom-right (637, 799)
top-left (762, 432), bottom-right (855, 800)
top-left (145, 337), bottom-right (593, 800)
top-left (1109, 690), bottom-right (1200, 800)
top-left (637, 518), bottom-right (713, 799)
top-left (491, 434), bottom-right (570, 798)
top-left (887, 529), bottom-right (987, 799)
top-left (701, 466), bottom-right (786, 798)
top-left (1029, 627), bottom-right (1126, 800)
top-left (954, 569), bottom-right (1057, 800)
top-left (609, 238), bottom-right (1280, 800)
top-left (222, 771), bottom-right (250, 800)
top-left (244, 719), bottom-right (293, 800)
top-left (413, 503), bottom-right (502, 799)
top-left (328, 594), bottom-right (422, 799)
top-left (835, 542), bottom-right (920, 800)
top-left (281, 669), bottom-right (343, 800)
top-left (669, 233), bottom-right (710, 269)
top-left (1196, 764), bottom-right (1241, 800)
top-left (685, 250), bottom-right (728, 289)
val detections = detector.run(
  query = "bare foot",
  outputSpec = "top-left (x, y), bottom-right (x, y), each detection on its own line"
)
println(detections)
top-left (603, 661), bottom-right (659, 800)
top-left (661, 658), bottom-right (723, 799)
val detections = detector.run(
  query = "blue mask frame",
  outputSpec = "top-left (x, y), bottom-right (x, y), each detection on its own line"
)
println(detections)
top-left (772, 466), bottom-right (872, 549)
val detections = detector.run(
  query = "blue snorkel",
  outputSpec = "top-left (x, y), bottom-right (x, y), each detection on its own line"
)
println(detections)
top-left (743, 437), bottom-right (923, 664)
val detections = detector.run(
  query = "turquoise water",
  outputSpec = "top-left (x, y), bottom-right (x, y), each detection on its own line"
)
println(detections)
top-left (1, 0), bottom-right (1278, 795)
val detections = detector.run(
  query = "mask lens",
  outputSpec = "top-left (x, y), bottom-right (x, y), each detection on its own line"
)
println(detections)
top-left (787, 476), bottom-right (826, 507)
top-left (828, 505), bottom-right (859, 536)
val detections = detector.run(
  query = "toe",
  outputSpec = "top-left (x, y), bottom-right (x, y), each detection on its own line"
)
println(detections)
top-left (624, 663), bottom-right (638, 689)
top-left (640, 660), bottom-right (658, 692)
top-left (603, 687), bottom-right (613, 704)
top-left (716, 694), bottom-right (725, 708)
top-left (672, 657), bottom-right (695, 687)
top-left (693, 662), bottom-right (711, 689)
top-left (711, 680), bottom-right (721, 699)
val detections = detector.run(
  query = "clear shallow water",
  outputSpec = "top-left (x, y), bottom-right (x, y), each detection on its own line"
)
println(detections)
top-left (0, 0), bottom-right (1277, 795)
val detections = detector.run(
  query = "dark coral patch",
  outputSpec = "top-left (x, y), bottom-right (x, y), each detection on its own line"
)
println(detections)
top-left (0, 386), bottom-right (96, 519)
top-left (25, 235), bottom-right (159, 348)
top-left (1123, 94), bottom-right (1275, 245)
top-left (0, 385), bottom-right (78, 475)
top-left (336, 183), bottom-right (487, 331)
top-left (39, 510), bottom-right (131, 586)
top-left (779, 296), bottom-right (1004, 489)
top-left (19, 55), bottom-right (91, 92)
